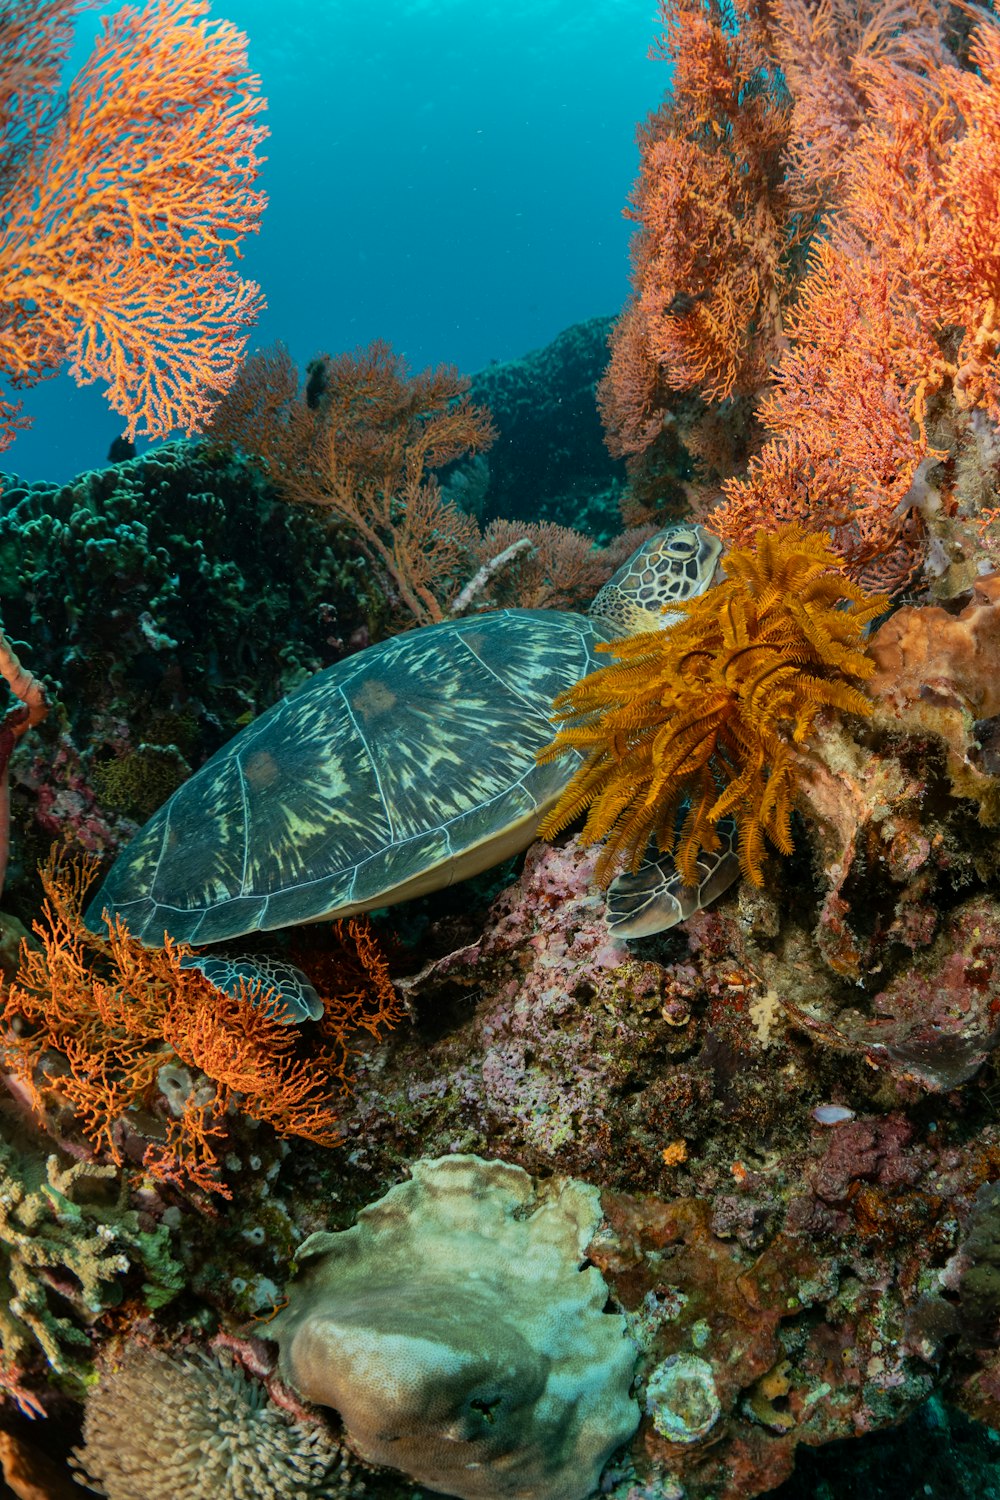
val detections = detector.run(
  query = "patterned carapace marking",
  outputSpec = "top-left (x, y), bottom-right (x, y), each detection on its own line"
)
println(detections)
top-left (89, 611), bottom-right (597, 943)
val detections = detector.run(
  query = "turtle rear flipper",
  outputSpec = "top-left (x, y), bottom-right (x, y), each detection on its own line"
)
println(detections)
top-left (606, 820), bottom-right (740, 938)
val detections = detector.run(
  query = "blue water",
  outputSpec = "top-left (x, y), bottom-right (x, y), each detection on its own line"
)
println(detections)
top-left (7, 0), bottom-right (664, 485)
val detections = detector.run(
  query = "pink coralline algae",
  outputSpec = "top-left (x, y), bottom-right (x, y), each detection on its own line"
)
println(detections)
top-left (329, 729), bottom-right (1000, 1500)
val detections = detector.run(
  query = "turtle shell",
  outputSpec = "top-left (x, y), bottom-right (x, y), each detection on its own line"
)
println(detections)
top-left (86, 609), bottom-right (602, 947)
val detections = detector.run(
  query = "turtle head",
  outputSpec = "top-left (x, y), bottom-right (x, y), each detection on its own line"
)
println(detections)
top-left (589, 523), bottom-right (723, 636)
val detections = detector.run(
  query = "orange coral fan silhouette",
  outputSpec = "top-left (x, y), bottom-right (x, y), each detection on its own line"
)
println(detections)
top-left (0, 853), bottom-right (401, 1195)
top-left (205, 341), bottom-right (496, 626)
top-left (0, 0), bottom-right (267, 456)
top-left (539, 525), bottom-right (887, 887)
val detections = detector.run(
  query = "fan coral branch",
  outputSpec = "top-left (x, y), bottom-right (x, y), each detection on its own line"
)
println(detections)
top-left (0, 0), bottom-right (267, 453)
top-left (539, 525), bottom-right (887, 888)
top-left (712, 13), bottom-right (1000, 587)
top-left (598, 0), bottom-right (798, 453)
top-left (205, 341), bottom-right (495, 626)
top-left (0, 851), bottom-right (401, 1195)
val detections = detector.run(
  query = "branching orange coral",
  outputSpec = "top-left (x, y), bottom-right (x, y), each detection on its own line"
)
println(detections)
top-left (600, 0), bottom-right (955, 459)
top-left (0, 0), bottom-right (267, 454)
top-left (598, 0), bottom-right (797, 454)
top-left (539, 525), bottom-right (887, 888)
top-left (713, 243), bottom-right (939, 591)
top-left (769, 0), bottom-right (951, 214)
top-left (712, 17), bottom-right (1000, 586)
top-left (205, 341), bottom-right (496, 626)
top-left (0, 852), bottom-right (402, 1196)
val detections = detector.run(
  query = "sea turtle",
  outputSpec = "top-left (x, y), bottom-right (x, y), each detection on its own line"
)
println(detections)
top-left (85, 523), bottom-right (740, 1021)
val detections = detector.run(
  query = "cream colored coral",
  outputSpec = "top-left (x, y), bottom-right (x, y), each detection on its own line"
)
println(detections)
top-left (271, 1154), bottom-right (639, 1500)
top-left (74, 1346), bottom-right (354, 1500)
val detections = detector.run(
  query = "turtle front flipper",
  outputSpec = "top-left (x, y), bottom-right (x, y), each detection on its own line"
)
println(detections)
top-left (606, 819), bottom-right (740, 938)
top-left (179, 953), bottom-right (324, 1024)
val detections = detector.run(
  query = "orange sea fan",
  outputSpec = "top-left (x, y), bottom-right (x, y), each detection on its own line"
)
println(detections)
top-left (539, 525), bottom-right (887, 889)
top-left (711, 13), bottom-right (1000, 588)
top-left (205, 340), bottom-right (495, 626)
top-left (599, 0), bottom-right (796, 446)
top-left (0, 852), bottom-right (401, 1196)
top-left (0, 0), bottom-right (267, 454)
top-left (713, 239), bottom-right (939, 589)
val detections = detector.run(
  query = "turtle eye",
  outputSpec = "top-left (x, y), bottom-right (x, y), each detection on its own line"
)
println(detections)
top-left (665, 530), bottom-right (697, 558)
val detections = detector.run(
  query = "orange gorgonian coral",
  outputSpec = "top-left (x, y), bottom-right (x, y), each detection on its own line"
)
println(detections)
top-left (600, 0), bottom-right (954, 458)
top-left (205, 340), bottom-right (496, 626)
top-left (0, 0), bottom-right (267, 455)
top-left (539, 525), bottom-right (887, 888)
top-left (598, 0), bottom-right (797, 455)
top-left (713, 18), bottom-right (1000, 588)
top-left (0, 853), bottom-right (402, 1195)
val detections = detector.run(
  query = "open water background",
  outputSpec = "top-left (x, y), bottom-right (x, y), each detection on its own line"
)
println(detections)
top-left (9, 0), bottom-right (662, 483)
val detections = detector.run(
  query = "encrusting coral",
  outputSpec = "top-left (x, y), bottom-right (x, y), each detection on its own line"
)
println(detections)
top-left (270, 1154), bottom-right (639, 1500)
top-left (73, 1344), bottom-right (359, 1500)
top-left (539, 523), bottom-right (887, 889)
top-left (0, 851), bottom-right (401, 1195)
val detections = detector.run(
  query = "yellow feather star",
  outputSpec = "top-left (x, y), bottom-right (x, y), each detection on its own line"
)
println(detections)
top-left (538, 524), bottom-right (888, 888)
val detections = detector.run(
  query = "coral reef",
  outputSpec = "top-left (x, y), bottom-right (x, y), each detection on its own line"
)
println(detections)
top-left (310, 802), bottom-right (1000, 1499)
top-left (463, 318), bottom-right (627, 535)
top-left (204, 340), bottom-right (496, 626)
top-left (0, 1125), bottom-right (182, 1408)
top-left (271, 1155), bottom-right (639, 1500)
top-left (4, 8), bottom-right (1000, 1488)
top-left (0, 853), bottom-right (401, 1195)
top-left (600, 0), bottom-right (1000, 594)
top-left (540, 524), bottom-right (886, 887)
top-left (0, 439), bottom-right (371, 912)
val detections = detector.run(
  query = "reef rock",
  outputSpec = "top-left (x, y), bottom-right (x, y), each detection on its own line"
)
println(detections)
top-left (270, 1153), bottom-right (639, 1500)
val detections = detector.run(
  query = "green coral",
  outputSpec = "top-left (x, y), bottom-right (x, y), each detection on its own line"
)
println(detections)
top-left (0, 442), bottom-right (371, 723)
top-left (0, 1128), bottom-right (184, 1393)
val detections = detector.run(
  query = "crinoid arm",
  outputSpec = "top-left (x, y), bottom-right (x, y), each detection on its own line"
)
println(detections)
top-left (538, 523), bottom-right (885, 910)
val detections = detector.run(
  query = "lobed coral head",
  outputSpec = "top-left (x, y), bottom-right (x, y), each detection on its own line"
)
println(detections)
top-left (270, 1154), bottom-right (639, 1500)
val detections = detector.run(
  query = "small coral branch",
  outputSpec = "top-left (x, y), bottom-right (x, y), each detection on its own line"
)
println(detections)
top-left (539, 525), bottom-right (887, 888)
top-left (0, 851), bottom-right (402, 1195)
top-left (0, 0), bottom-right (267, 453)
